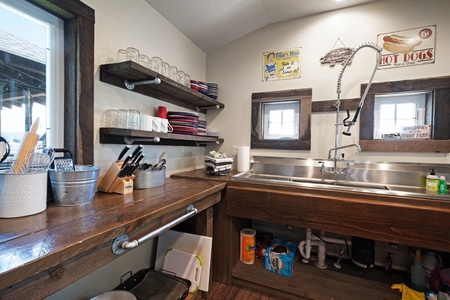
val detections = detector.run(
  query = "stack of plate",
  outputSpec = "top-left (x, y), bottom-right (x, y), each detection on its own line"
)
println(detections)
top-left (207, 82), bottom-right (218, 100)
top-left (168, 111), bottom-right (199, 135)
top-left (197, 120), bottom-right (207, 136)
top-left (199, 81), bottom-right (208, 95)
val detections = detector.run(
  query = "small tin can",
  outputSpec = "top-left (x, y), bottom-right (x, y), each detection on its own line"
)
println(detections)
top-left (240, 228), bottom-right (256, 264)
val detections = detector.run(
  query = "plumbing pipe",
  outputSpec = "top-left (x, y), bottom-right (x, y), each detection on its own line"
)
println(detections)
top-left (298, 228), bottom-right (352, 269)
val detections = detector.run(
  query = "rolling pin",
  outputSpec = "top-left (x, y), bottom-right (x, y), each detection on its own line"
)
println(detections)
top-left (12, 117), bottom-right (40, 173)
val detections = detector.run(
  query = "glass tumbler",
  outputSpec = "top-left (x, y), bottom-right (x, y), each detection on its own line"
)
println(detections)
top-left (151, 56), bottom-right (163, 73)
top-left (118, 109), bottom-right (128, 128)
top-left (184, 74), bottom-right (191, 87)
top-left (138, 54), bottom-right (150, 67)
top-left (117, 49), bottom-right (128, 62)
top-left (126, 47), bottom-right (139, 62)
top-left (162, 62), bottom-right (170, 77)
top-left (126, 109), bottom-right (140, 129)
top-left (105, 109), bottom-right (118, 127)
top-left (177, 70), bottom-right (185, 84)
top-left (169, 65), bottom-right (178, 81)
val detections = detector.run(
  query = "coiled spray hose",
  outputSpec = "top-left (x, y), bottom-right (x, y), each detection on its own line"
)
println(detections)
top-left (336, 42), bottom-right (383, 136)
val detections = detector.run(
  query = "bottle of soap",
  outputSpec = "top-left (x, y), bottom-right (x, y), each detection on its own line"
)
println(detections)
top-left (426, 169), bottom-right (439, 192)
top-left (438, 176), bottom-right (447, 195)
top-left (411, 249), bottom-right (426, 292)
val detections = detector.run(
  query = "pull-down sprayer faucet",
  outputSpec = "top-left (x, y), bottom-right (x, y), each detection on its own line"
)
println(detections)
top-left (324, 42), bottom-right (383, 174)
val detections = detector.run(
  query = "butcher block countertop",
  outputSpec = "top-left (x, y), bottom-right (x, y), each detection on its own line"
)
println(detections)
top-left (0, 177), bottom-right (226, 299)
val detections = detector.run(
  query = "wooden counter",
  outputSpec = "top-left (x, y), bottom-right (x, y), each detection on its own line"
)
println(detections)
top-left (0, 177), bottom-right (226, 299)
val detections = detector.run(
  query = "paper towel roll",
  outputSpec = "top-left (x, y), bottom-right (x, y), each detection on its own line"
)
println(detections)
top-left (237, 146), bottom-right (250, 172)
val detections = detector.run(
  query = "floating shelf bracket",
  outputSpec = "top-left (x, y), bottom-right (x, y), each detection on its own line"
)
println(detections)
top-left (196, 140), bottom-right (220, 146)
top-left (196, 104), bottom-right (220, 111)
top-left (124, 78), bottom-right (161, 90)
top-left (124, 136), bottom-right (160, 145)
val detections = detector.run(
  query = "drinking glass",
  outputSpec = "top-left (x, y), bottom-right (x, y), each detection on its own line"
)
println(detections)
top-left (169, 65), bottom-right (178, 81)
top-left (117, 49), bottom-right (128, 62)
top-left (184, 74), bottom-right (191, 87)
top-left (118, 109), bottom-right (128, 128)
top-left (126, 109), bottom-right (140, 129)
top-left (105, 109), bottom-right (118, 127)
top-left (162, 62), bottom-right (170, 77)
top-left (151, 56), bottom-right (163, 73)
top-left (126, 47), bottom-right (139, 62)
top-left (177, 70), bottom-right (185, 84)
top-left (138, 54), bottom-right (150, 67)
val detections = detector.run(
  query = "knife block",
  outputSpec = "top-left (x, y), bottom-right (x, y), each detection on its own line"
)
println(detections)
top-left (97, 161), bottom-right (135, 194)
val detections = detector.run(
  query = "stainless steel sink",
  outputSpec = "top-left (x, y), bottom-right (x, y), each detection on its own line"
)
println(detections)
top-left (231, 156), bottom-right (450, 199)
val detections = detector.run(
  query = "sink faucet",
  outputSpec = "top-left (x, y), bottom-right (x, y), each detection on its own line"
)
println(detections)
top-left (328, 143), bottom-right (361, 160)
top-left (325, 42), bottom-right (382, 174)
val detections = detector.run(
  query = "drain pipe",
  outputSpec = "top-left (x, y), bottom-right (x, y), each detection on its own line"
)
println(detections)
top-left (298, 228), bottom-right (352, 269)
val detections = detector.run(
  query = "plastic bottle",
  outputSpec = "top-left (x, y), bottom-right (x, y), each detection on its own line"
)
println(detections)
top-left (426, 169), bottom-right (439, 192)
top-left (384, 252), bottom-right (393, 277)
top-left (411, 249), bottom-right (426, 292)
top-left (438, 176), bottom-right (448, 195)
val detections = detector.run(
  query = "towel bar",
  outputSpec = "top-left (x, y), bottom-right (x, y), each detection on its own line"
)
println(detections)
top-left (112, 204), bottom-right (198, 255)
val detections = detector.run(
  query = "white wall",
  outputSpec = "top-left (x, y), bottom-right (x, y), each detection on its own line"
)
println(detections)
top-left (206, 0), bottom-right (450, 165)
top-left (47, 1), bottom-right (209, 298)
top-left (86, 0), bottom-right (210, 179)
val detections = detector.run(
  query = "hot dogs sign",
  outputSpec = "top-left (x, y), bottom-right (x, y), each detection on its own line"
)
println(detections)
top-left (377, 25), bottom-right (436, 69)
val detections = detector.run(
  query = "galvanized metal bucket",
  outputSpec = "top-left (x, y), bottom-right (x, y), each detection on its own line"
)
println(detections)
top-left (49, 165), bottom-right (100, 206)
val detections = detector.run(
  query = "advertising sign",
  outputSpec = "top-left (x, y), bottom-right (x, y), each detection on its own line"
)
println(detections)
top-left (262, 47), bottom-right (301, 81)
top-left (377, 25), bottom-right (436, 69)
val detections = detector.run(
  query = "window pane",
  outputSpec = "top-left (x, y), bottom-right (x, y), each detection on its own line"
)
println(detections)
top-left (397, 103), bottom-right (416, 119)
top-left (0, 0), bottom-right (63, 158)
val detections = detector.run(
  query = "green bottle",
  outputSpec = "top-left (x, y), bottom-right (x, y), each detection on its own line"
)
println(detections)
top-left (438, 176), bottom-right (447, 195)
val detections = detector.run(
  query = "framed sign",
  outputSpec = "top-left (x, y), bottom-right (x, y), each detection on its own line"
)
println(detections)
top-left (377, 25), bottom-right (436, 69)
top-left (262, 47), bottom-right (301, 81)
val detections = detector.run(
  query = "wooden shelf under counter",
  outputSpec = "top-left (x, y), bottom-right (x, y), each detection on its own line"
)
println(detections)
top-left (232, 259), bottom-right (402, 300)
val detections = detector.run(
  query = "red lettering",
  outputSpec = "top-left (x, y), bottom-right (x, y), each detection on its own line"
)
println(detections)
top-left (379, 54), bottom-right (399, 65)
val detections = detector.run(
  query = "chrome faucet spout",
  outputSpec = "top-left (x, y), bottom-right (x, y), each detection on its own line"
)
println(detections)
top-left (328, 143), bottom-right (361, 160)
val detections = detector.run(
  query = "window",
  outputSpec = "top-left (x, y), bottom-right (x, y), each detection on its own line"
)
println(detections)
top-left (262, 100), bottom-right (299, 139)
top-left (373, 92), bottom-right (432, 139)
top-left (0, 0), bottom-right (64, 156)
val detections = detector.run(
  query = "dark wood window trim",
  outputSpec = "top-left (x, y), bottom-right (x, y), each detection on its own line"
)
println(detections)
top-left (311, 76), bottom-right (450, 153)
top-left (25, 0), bottom-right (95, 164)
top-left (251, 89), bottom-right (311, 150)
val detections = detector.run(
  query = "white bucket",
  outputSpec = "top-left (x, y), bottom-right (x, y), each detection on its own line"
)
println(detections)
top-left (0, 171), bottom-right (47, 218)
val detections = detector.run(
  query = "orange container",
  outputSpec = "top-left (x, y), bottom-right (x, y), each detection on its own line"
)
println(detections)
top-left (240, 228), bottom-right (256, 264)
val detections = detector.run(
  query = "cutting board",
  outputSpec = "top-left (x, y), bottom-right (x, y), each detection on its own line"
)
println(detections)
top-left (155, 230), bottom-right (212, 292)
top-left (163, 248), bottom-right (202, 293)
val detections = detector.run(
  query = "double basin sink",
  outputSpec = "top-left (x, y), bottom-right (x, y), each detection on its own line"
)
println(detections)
top-left (231, 156), bottom-right (450, 200)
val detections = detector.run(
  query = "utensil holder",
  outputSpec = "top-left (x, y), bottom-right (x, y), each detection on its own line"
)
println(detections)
top-left (97, 161), bottom-right (135, 194)
top-left (0, 171), bottom-right (47, 218)
top-left (134, 168), bottom-right (166, 190)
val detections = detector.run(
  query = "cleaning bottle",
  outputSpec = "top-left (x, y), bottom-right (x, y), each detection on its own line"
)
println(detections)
top-left (426, 169), bottom-right (439, 192)
top-left (438, 176), bottom-right (447, 195)
top-left (411, 249), bottom-right (426, 292)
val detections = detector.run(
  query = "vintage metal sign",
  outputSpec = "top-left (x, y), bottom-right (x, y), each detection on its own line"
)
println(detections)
top-left (262, 47), bottom-right (301, 81)
top-left (377, 25), bottom-right (436, 69)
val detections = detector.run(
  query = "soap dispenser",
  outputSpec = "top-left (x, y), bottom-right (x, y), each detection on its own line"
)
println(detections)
top-left (426, 169), bottom-right (439, 192)
top-left (411, 249), bottom-right (426, 292)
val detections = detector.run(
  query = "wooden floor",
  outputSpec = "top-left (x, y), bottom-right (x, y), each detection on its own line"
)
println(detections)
top-left (187, 281), bottom-right (285, 300)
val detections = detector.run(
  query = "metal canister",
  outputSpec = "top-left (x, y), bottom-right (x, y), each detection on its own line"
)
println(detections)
top-left (240, 228), bottom-right (256, 264)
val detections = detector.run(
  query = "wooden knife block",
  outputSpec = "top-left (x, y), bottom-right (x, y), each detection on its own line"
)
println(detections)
top-left (98, 161), bottom-right (135, 194)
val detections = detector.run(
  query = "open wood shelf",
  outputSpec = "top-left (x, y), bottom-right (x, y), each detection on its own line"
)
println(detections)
top-left (99, 61), bottom-right (224, 113)
top-left (232, 259), bottom-right (402, 300)
top-left (100, 127), bottom-right (223, 146)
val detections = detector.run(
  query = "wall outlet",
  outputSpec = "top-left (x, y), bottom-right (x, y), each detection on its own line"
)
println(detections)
top-left (232, 146), bottom-right (238, 156)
